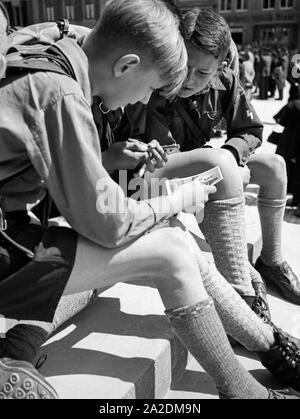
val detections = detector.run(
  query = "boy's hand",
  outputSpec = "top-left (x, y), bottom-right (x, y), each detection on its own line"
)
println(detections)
top-left (102, 139), bottom-right (168, 173)
top-left (169, 181), bottom-right (217, 215)
top-left (136, 139), bottom-right (169, 177)
top-left (102, 139), bottom-right (148, 171)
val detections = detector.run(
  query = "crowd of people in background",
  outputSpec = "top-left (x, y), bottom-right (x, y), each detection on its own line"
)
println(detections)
top-left (233, 43), bottom-right (300, 218)
top-left (238, 43), bottom-right (298, 103)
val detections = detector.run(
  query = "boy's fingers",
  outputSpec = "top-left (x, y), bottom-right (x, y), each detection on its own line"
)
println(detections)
top-left (206, 185), bottom-right (217, 195)
top-left (145, 158), bottom-right (156, 173)
top-left (137, 163), bottom-right (147, 178)
top-left (148, 140), bottom-right (168, 163)
top-left (148, 148), bottom-right (166, 168)
top-left (126, 139), bottom-right (148, 152)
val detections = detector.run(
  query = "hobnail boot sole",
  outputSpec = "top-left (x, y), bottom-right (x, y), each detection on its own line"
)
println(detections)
top-left (0, 359), bottom-right (58, 399)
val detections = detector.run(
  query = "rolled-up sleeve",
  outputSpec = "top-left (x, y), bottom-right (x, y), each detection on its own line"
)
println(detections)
top-left (220, 69), bottom-right (263, 166)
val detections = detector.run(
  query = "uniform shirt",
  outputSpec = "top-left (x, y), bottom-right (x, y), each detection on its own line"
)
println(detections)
top-left (0, 37), bottom-right (171, 248)
top-left (126, 67), bottom-right (263, 167)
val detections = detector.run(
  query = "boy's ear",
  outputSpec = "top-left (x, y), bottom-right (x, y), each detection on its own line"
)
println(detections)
top-left (113, 54), bottom-right (141, 78)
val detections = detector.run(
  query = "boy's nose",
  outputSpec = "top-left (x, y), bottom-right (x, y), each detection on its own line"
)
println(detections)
top-left (184, 69), bottom-right (196, 89)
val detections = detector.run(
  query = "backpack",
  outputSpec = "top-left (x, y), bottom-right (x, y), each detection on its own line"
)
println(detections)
top-left (0, 19), bottom-right (81, 257)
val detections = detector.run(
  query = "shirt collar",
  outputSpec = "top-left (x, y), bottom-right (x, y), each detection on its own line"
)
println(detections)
top-left (207, 75), bottom-right (227, 91)
top-left (192, 74), bottom-right (226, 98)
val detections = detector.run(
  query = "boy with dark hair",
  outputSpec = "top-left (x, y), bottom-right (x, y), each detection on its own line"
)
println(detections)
top-left (0, 0), bottom-right (299, 400)
top-left (121, 8), bottom-right (299, 308)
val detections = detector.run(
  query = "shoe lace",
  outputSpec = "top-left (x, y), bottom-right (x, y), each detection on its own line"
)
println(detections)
top-left (277, 334), bottom-right (300, 369)
top-left (251, 296), bottom-right (274, 327)
top-left (35, 354), bottom-right (48, 370)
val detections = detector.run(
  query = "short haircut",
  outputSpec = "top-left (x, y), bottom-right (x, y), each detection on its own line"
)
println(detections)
top-left (182, 8), bottom-right (232, 63)
top-left (89, 0), bottom-right (187, 98)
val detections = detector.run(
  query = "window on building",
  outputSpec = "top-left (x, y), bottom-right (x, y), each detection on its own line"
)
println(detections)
top-left (85, 0), bottom-right (95, 19)
top-left (262, 0), bottom-right (275, 9)
top-left (45, 0), bottom-right (55, 21)
top-left (65, 0), bottom-right (75, 21)
top-left (280, 0), bottom-right (293, 8)
top-left (219, 0), bottom-right (232, 12)
top-left (236, 0), bottom-right (248, 11)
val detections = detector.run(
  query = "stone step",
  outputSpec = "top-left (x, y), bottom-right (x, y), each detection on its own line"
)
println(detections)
top-left (34, 205), bottom-right (262, 399)
top-left (165, 285), bottom-right (300, 400)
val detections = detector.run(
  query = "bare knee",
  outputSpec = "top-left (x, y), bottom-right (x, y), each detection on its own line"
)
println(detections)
top-left (149, 227), bottom-right (199, 290)
top-left (251, 154), bottom-right (287, 186)
top-left (207, 149), bottom-right (244, 199)
top-left (268, 154), bottom-right (287, 180)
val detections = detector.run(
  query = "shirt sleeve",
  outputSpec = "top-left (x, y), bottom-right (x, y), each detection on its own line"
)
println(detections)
top-left (220, 69), bottom-right (263, 166)
top-left (27, 92), bottom-right (173, 248)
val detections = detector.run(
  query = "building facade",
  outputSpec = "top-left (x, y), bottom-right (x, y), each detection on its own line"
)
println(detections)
top-left (176, 0), bottom-right (300, 48)
top-left (3, 0), bottom-right (300, 47)
top-left (3, 0), bottom-right (109, 28)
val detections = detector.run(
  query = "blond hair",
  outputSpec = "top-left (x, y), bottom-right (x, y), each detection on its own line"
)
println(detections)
top-left (89, 0), bottom-right (187, 98)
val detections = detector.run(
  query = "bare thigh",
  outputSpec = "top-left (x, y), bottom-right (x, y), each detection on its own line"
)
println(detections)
top-left (64, 222), bottom-right (208, 310)
top-left (144, 149), bottom-right (243, 200)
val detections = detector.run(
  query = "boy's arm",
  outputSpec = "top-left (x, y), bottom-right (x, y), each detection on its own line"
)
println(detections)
top-left (220, 69), bottom-right (263, 166)
top-left (28, 93), bottom-right (174, 248)
top-left (126, 94), bottom-right (178, 146)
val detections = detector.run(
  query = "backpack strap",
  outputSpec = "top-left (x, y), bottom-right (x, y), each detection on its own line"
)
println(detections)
top-left (5, 44), bottom-right (76, 81)
top-left (0, 167), bottom-right (36, 259)
top-left (0, 23), bottom-right (77, 253)
top-left (173, 101), bottom-right (208, 144)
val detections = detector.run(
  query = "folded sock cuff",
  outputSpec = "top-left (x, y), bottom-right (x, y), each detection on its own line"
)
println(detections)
top-left (258, 197), bottom-right (286, 208)
top-left (207, 196), bottom-right (245, 207)
top-left (165, 299), bottom-right (213, 320)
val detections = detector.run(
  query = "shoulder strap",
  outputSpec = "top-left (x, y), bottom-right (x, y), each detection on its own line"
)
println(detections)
top-left (2, 19), bottom-right (76, 83)
top-left (4, 44), bottom-right (76, 81)
top-left (173, 101), bottom-right (208, 143)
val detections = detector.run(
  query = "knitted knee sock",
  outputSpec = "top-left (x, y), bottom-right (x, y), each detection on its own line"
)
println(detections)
top-left (200, 260), bottom-right (275, 352)
top-left (249, 262), bottom-right (265, 286)
top-left (166, 299), bottom-right (269, 399)
top-left (258, 197), bottom-right (286, 267)
top-left (201, 197), bottom-right (255, 297)
top-left (0, 291), bottom-right (97, 363)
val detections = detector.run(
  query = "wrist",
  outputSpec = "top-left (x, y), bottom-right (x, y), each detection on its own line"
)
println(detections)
top-left (146, 195), bottom-right (178, 222)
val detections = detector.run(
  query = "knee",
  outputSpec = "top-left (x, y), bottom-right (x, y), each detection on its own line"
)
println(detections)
top-left (149, 227), bottom-right (198, 289)
top-left (212, 149), bottom-right (242, 180)
top-left (271, 154), bottom-right (287, 179)
top-left (207, 149), bottom-right (238, 171)
top-left (260, 155), bottom-right (287, 184)
top-left (207, 149), bottom-right (243, 198)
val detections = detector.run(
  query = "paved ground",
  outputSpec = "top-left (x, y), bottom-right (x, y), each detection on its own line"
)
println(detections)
top-left (166, 87), bottom-right (300, 399)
